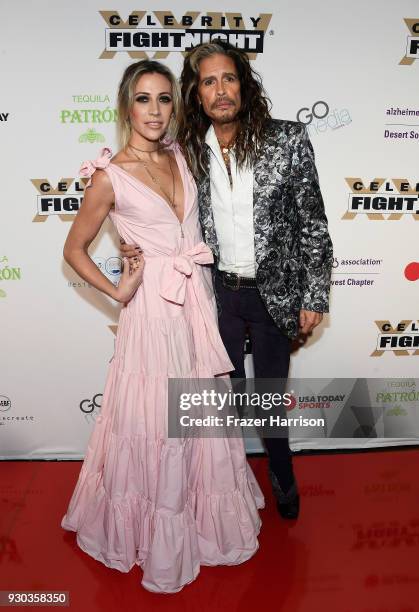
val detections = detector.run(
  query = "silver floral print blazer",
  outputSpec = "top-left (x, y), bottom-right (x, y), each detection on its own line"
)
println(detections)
top-left (197, 118), bottom-right (333, 339)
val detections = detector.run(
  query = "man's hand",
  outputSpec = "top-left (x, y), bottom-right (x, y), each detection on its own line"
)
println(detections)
top-left (299, 309), bottom-right (323, 334)
top-left (120, 238), bottom-right (141, 260)
top-left (120, 238), bottom-right (143, 273)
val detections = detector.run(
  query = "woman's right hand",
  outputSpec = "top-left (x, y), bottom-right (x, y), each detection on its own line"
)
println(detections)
top-left (114, 255), bottom-right (145, 303)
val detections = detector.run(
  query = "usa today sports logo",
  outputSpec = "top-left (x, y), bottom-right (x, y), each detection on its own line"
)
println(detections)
top-left (99, 11), bottom-right (273, 58)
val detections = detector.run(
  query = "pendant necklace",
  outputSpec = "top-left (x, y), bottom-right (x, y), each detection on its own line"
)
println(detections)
top-left (216, 135), bottom-right (235, 189)
top-left (127, 145), bottom-right (184, 237)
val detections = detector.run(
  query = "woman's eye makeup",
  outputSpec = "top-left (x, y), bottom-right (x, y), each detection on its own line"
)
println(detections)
top-left (134, 95), bottom-right (172, 103)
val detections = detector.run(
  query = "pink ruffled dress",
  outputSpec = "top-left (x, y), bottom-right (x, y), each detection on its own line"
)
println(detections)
top-left (61, 145), bottom-right (265, 593)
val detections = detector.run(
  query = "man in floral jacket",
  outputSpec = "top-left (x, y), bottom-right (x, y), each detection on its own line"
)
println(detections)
top-left (122, 41), bottom-right (333, 520)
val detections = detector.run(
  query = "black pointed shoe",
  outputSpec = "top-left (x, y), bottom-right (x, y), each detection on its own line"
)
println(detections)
top-left (269, 467), bottom-right (300, 520)
top-left (276, 492), bottom-right (300, 519)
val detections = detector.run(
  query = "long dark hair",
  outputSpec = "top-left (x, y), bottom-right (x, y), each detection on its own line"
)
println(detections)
top-left (178, 41), bottom-right (272, 177)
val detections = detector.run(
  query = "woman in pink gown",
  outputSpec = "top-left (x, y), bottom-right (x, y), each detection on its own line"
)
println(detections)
top-left (61, 59), bottom-right (264, 594)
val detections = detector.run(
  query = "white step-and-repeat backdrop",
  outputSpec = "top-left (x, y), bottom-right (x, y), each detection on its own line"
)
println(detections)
top-left (1, 0), bottom-right (418, 458)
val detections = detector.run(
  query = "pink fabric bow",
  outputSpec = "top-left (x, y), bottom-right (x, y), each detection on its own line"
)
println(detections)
top-left (159, 242), bottom-right (214, 304)
top-left (79, 147), bottom-right (112, 178)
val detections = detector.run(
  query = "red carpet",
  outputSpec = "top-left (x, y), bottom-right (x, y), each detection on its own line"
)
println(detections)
top-left (1, 449), bottom-right (418, 611)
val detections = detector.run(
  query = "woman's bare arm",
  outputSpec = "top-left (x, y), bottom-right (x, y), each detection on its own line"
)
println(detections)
top-left (63, 170), bottom-right (144, 302)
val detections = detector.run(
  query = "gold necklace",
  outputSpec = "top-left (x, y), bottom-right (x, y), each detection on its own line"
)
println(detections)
top-left (217, 132), bottom-right (236, 152)
top-left (216, 135), bottom-right (236, 189)
top-left (128, 141), bottom-right (163, 153)
top-left (128, 145), bottom-right (176, 210)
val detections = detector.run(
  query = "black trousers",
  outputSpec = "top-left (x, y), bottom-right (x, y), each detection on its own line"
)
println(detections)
top-left (215, 273), bottom-right (295, 494)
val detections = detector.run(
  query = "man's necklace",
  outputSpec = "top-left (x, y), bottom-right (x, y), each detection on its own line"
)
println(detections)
top-left (216, 136), bottom-right (235, 189)
top-left (128, 145), bottom-right (176, 210)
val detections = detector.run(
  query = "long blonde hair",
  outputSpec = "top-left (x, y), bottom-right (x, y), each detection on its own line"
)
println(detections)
top-left (117, 60), bottom-right (182, 149)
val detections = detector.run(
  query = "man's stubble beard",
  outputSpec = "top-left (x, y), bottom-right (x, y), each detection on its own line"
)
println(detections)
top-left (212, 109), bottom-right (240, 126)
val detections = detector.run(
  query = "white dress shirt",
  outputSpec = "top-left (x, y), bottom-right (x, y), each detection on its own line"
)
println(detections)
top-left (205, 125), bottom-right (255, 277)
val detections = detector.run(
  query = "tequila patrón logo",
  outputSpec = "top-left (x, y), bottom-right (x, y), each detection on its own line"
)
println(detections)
top-left (79, 128), bottom-right (106, 144)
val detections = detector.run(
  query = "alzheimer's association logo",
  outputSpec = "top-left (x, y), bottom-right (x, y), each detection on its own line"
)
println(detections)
top-left (404, 262), bottom-right (419, 281)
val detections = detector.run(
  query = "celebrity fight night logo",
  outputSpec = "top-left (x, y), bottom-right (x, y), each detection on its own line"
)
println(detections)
top-left (400, 18), bottom-right (419, 65)
top-left (31, 176), bottom-right (88, 222)
top-left (372, 320), bottom-right (419, 356)
top-left (99, 11), bottom-right (273, 58)
top-left (343, 178), bottom-right (419, 220)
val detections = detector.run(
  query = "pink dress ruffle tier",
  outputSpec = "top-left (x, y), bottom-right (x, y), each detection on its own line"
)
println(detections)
top-left (61, 144), bottom-right (265, 593)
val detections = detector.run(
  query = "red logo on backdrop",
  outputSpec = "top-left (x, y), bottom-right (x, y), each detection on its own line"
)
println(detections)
top-left (286, 395), bottom-right (297, 411)
top-left (404, 262), bottom-right (419, 281)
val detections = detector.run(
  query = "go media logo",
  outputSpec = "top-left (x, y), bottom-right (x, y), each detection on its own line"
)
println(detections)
top-left (80, 393), bottom-right (103, 424)
top-left (80, 394), bottom-right (102, 414)
top-left (296, 100), bottom-right (351, 135)
top-left (31, 177), bottom-right (88, 222)
top-left (100, 10), bottom-right (272, 58)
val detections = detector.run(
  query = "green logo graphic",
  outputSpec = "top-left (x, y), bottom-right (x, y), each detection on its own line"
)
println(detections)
top-left (386, 405), bottom-right (408, 416)
top-left (79, 128), bottom-right (106, 144)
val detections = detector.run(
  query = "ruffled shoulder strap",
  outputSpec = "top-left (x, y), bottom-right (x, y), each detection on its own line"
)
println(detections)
top-left (79, 147), bottom-right (112, 179)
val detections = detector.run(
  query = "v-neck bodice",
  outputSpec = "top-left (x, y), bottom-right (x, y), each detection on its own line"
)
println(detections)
top-left (109, 147), bottom-right (186, 225)
top-left (81, 143), bottom-right (200, 258)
